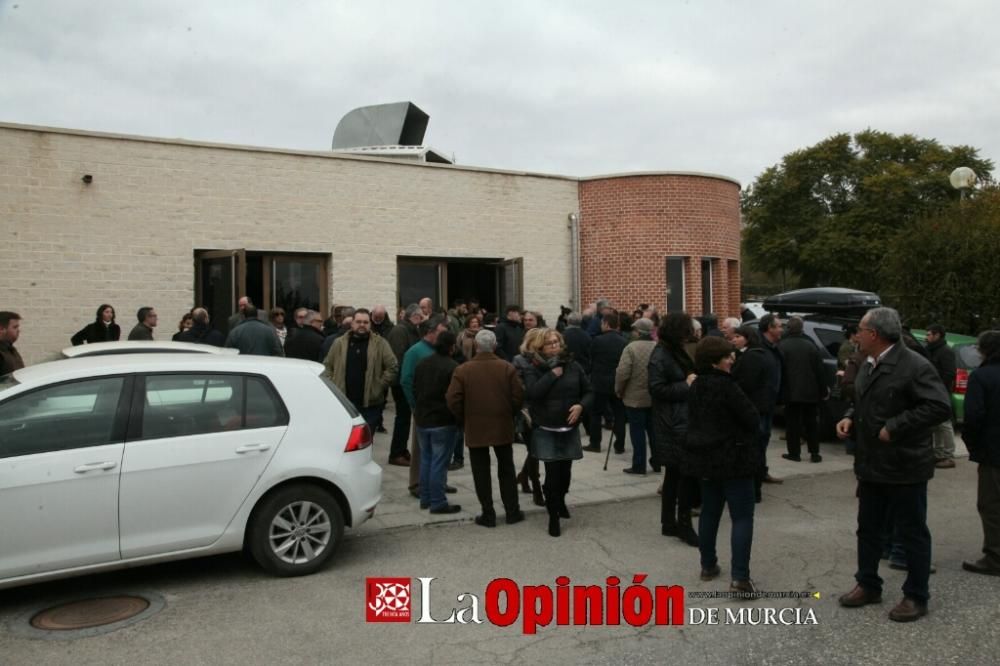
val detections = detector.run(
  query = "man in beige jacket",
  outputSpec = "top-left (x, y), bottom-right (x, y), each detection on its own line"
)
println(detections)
top-left (615, 318), bottom-right (659, 474)
top-left (324, 308), bottom-right (398, 430)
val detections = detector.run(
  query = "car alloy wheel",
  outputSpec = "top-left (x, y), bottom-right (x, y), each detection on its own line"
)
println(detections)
top-left (270, 500), bottom-right (332, 565)
top-left (249, 484), bottom-right (345, 576)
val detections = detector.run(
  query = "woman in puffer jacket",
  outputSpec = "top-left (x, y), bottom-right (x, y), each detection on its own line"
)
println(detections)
top-left (648, 313), bottom-right (698, 546)
top-left (522, 328), bottom-right (593, 537)
top-left (682, 336), bottom-right (760, 597)
top-left (512, 328), bottom-right (547, 507)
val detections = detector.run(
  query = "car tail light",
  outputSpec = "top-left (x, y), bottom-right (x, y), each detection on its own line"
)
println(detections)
top-left (955, 369), bottom-right (969, 395)
top-left (345, 423), bottom-right (373, 452)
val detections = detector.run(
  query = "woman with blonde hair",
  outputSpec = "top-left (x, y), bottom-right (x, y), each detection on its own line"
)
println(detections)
top-left (459, 314), bottom-right (483, 362)
top-left (512, 327), bottom-right (548, 506)
top-left (522, 328), bottom-right (593, 536)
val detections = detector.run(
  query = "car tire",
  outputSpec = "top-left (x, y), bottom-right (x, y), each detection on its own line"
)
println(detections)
top-left (249, 484), bottom-right (345, 577)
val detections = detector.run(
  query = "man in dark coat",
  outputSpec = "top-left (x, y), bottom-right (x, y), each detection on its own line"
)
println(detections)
top-left (283, 310), bottom-right (325, 360)
top-left (836, 307), bottom-right (950, 622)
top-left (962, 330), bottom-right (1000, 576)
top-left (176, 308), bottom-right (225, 347)
top-left (446, 329), bottom-right (525, 527)
top-left (757, 314), bottom-right (784, 477)
top-left (385, 304), bottom-right (423, 466)
top-left (493, 305), bottom-right (524, 361)
top-left (371, 305), bottom-right (394, 338)
top-left (128, 306), bottom-right (157, 341)
top-left (0, 312), bottom-right (25, 375)
top-left (585, 311), bottom-right (627, 453)
top-left (562, 311), bottom-right (592, 374)
top-left (224, 306), bottom-right (284, 356)
top-left (778, 316), bottom-right (828, 463)
top-left (925, 324), bottom-right (957, 469)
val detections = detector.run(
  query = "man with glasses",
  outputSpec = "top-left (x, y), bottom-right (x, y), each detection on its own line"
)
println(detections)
top-left (128, 306), bottom-right (158, 340)
top-left (836, 307), bottom-right (950, 622)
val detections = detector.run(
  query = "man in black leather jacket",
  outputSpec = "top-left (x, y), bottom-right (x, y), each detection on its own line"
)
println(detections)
top-left (835, 307), bottom-right (950, 623)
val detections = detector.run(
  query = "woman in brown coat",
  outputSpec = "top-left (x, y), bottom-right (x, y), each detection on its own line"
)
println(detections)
top-left (459, 315), bottom-right (482, 362)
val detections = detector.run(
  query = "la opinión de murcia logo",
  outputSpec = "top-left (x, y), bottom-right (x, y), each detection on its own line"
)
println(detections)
top-left (366, 574), bottom-right (684, 633)
top-left (365, 575), bottom-right (820, 631)
top-left (366, 577), bottom-right (412, 622)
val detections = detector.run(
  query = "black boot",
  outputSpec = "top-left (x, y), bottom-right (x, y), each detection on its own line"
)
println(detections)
top-left (677, 512), bottom-right (699, 547)
top-left (558, 496), bottom-right (570, 519)
top-left (661, 520), bottom-right (679, 537)
top-left (546, 499), bottom-right (561, 537)
top-left (531, 477), bottom-right (546, 507)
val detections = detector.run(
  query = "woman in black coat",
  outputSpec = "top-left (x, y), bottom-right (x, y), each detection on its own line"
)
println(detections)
top-left (648, 313), bottom-right (698, 546)
top-left (70, 304), bottom-right (120, 345)
top-left (684, 336), bottom-right (761, 595)
top-left (523, 328), bottom-right (593, 537)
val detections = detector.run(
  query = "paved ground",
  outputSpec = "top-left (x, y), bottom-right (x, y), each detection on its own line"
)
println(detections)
top-left (0, 450), bottom-right (994, 664)
top-left (0, 401), bottom-right (987, 663)
top-left (362, 401), bottom-right (967, 532)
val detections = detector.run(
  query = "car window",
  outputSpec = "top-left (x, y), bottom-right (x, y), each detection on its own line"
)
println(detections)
top-left (811, 326), bottom-right (842, 358)
top-left (141, 374), bottom-right (286, 439)
top-left (246, 376), bottom-right (288, 428)
top-left (320, 373), bottom-right (360, 418)
top-left (0, 376), bottom-right (125, 458)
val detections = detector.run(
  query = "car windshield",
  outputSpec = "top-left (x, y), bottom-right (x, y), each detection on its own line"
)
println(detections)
top-left (956, 343), bottom-right (982, 370)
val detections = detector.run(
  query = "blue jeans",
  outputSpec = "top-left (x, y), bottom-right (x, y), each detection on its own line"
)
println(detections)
top-left (625, 407), bottom-right (654, 472)
top-left (418, 425), bottom-right (456, 510)
top-left (699, 478), bottom-right (756, 581)
top-left (858, 481), bottom-right (931, 602)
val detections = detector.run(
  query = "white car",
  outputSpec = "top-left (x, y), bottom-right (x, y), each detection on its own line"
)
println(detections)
top-left (61, 340), bottom-right (239, 358)
top-left (0, 354), bottom-right (381, 589)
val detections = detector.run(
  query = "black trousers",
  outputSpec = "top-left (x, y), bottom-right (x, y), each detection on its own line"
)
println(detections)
top-left (662, 465), bottom-right (698, 525)
top-left (856, 481), bottom-right (931, 603)
top-left (543, 460), bottom-right (573, 509)
top-left (590, 391), bottom-right (626, 450)
top-left (785, 402), bottom-right (820, 457)
top-left (469, 445), bottom-right (519, 516)
top-left (389, 384), bottom-right (411, 459)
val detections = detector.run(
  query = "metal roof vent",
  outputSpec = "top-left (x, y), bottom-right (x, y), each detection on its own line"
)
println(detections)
top-left (331, 102), bottom-right (452, 164)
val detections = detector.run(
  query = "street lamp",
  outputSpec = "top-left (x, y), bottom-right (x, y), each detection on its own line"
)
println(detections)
top-left (950, 166), bottom-right (977, 201)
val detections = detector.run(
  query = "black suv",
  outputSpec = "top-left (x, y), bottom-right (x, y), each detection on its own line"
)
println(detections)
top-left (748, 314), bottom-right (853, 440)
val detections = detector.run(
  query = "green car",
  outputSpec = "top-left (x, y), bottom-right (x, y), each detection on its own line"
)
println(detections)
top-left (910, 329), bottom-right (981, 424)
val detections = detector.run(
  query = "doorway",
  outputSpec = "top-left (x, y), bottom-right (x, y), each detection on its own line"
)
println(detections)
top-left (195, 250), bottom-right (329, 333)
top-left (396, 257), bottom-right (522, 315)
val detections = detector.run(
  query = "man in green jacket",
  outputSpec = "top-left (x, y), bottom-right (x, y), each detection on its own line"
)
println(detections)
top-left (323, 308), bottom-right (398, 428)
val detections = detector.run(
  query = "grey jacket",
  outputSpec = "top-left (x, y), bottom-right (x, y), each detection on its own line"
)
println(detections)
top-left (224, 318), bottom-right (284, 357)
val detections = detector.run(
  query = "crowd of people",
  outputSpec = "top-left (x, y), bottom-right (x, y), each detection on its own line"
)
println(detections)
top-left (3, 292), bottom-right (1000, 622)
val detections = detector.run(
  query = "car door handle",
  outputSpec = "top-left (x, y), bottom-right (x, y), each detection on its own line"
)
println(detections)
top-left (74, 461), bottom-right (118, 473)
top-left (235, 443), bottom-right (271, 454)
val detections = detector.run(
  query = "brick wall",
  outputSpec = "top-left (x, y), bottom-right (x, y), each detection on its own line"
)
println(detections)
top-left (578, 173), bottom-right (741, 317)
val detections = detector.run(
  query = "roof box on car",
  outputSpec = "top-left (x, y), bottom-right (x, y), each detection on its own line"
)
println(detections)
top-left (762, 287), bottom-right (882, 317)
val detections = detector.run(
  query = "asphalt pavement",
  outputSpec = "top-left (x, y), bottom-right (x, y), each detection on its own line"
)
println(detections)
top-left (1, 403), bottom-right (994, 664)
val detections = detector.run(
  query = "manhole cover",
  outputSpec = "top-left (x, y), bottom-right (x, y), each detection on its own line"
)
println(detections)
top-left (31, 595), bottom-right (151, 631)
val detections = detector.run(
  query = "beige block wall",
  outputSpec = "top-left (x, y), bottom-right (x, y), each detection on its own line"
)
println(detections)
top-left (0, 124), bottom-right (578, 364)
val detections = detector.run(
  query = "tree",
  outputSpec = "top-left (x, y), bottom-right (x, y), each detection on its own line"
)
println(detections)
top-left (742, 130), bottom-right (994, 291)
top-left (882, 188), bottom-right (1000, 334)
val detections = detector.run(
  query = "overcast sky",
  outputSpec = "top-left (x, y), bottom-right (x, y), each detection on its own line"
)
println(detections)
top-left (2, 1), bottom-right (997, 186)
